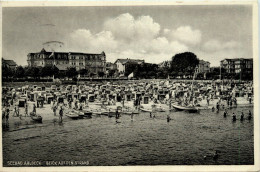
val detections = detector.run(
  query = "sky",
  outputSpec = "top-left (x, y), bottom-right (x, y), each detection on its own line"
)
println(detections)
top-left (2, 5), bottom-right (253, 66)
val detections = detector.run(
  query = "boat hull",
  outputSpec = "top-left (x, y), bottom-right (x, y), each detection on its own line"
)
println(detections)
top-left (31, 116), bottom-right (42, 123)
top-left (172, 104), bottom-right (198, 113)
top-left (140, 108), bottom-right (152, 113)
top-left (66, 112), bottom-right (79, 119)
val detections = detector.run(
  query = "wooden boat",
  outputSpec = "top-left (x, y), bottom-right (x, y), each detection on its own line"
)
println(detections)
top-left (83, 110), bottom-right (92, 118)
top-left (140, 107), bottom-right (152, 113)
top-left (108, 110), bottom-right (117, 117)
top-left (155, 107), bottom-right (166, 112)
top-left (92, 111), bottom-right (102, 116)
top-left (122, 111), bottom-right (133, 115)
top-left (78, 111), bottom-right (84, 119)
top-left (66, 111), bottom-right (79, 119)
top-left (31, 115), bottom-right (42, 123)
top-left (100, 109), bottom-right (109, 116)
top-left (132, 110), bottom-right (139, 114)
top-left (171, 103), bottom-right (198, 113)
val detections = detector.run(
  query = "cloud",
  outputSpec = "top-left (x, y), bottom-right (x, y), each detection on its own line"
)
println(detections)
top-left (64, 13), bottom-right (245, 66)
top-left (203, 39), bottom-right (241, 52)
top-left (169, 26), bottom-right (202, 45)
top-left (66, 13), bottom-right (193, 64)
top-left (149, 37), bottom-right (188, 54)
top-left (104, 13), bottom-right (160, 41)
top-left (67, 29), bottom-right (117, 53)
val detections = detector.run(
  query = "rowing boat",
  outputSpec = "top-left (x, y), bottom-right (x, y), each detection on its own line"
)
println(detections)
top-left (171, 103), bottom-right (198, 113)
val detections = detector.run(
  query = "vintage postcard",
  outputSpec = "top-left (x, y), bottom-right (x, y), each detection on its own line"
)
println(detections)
top-left (0, 1), bottom-right (259, 172)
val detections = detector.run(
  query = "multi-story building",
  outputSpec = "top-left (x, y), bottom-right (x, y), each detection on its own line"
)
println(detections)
top-left (27, 48), bottom-right (106, 73)
top-left (220, 58), bottom-right (253, 74)
top-left (114, 58), bottom-right (145, 74)
top-left (198, 60), bottom-right (210, 73)
top-left (2, 58), bottom-right (17, 69)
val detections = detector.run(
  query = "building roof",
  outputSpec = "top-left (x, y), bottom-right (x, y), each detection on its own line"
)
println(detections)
top-left (28, 49), bottom-right (105, 56)
top-left (115, 58), bottom-right (145, 65)
top-left (2, 58), bottom-right (17, 66)
top-left (220, 58), bottom-right (253, 62)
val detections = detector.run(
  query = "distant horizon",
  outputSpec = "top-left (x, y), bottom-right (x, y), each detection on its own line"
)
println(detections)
top-left (2, 5), bottom-right (253, 66)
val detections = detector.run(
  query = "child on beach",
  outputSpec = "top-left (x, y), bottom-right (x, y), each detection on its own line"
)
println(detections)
top-left (53, 105), bottom-right (57, 116)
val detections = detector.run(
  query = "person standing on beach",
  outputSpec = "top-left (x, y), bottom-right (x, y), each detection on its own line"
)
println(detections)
top-left (212, 106), bottom-right (215, 112)
top-left (240, 112), bottom-right (244, 121)
top-left (122, 98), bottom-right (125, 107)
top-left (207, 96), bottom-right (210, 106)
top-left (59, 106), bottom-right (63, 122)
top-left (69, 98), bottom-right (72, 109)
top-left (6, 108), bottom-right (9, 123)
top-left (2, 107), bottom-right (6, 121)
top-left (33, 104), bottom-right (36, 114)
top-left (25, 103), bottom-right (28, 117)
top-left (115, 109), bottom-right (119, 119)
top-left (232, 113), bottom-right (236, 121)
top-left (249, 97), bottom-right (252, 104)
top-left (223, 109), bottom-right (227, 117)
top-left (17, 106), bottom-right (20, 117)
top-left (216, 102), bottom-right (220, 113)
top-left (13, 106), bottom-right (17, 117)
top-left (53, 105), bottom-right (57, 116)
top-left (169, 99), bottom-right (172, 110)
top-left (248, 110), bottom-right (252, 120)
top-left (234, 97), bottom-right (237, 108)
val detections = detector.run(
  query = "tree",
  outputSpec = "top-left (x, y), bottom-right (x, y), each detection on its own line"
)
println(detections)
top-left (89, 72), bottom-right (95, 78)
top-left (98, 71), bottom-right (105, 78)
top-left (51, 66), bottom-right (59, 77)
top-left (2, 65), bottom-right (14, 79)
top-left (25, 67), bottom-right (40, 79)
top-left (40, 66), bottom-right (52, 77)
top-left (196, 73), bottom-right (204, 80)
top-left (170, 52), bottom-right (199, 78)
top-left (66, 67), bottom-right (78, 78)
top-left (14, 66), bottom-right (25, 78)
top-left (108, 70), bottom-right (116, 78)
top-left (125, 62), bottom-right (139, 77)
top-left (79, 69), bottom-right (88, 76)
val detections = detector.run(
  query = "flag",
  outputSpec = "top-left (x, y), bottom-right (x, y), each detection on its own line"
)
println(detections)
top-left (128, 72), bottom-right (134, 78)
